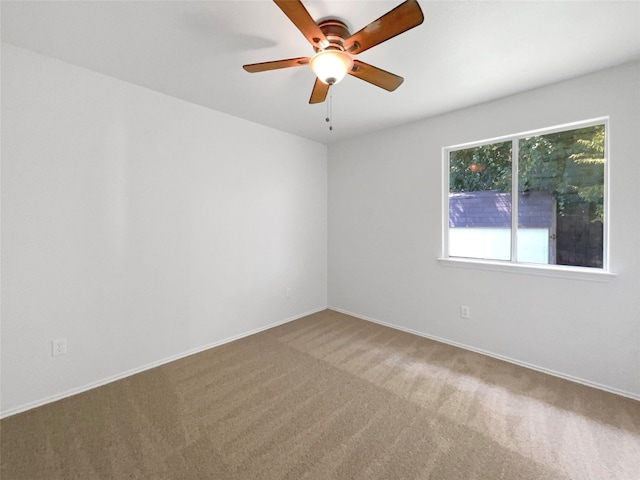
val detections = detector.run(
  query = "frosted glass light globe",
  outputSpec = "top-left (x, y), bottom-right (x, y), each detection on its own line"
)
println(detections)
top-left (309, 50), bottom-right (353, 85)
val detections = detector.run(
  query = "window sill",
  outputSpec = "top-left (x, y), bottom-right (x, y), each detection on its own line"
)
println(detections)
top-left (438, 257), bottom-right (616, 282)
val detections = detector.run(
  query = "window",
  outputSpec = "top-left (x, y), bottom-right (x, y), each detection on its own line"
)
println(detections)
top-left (443, 119), bottom-right (607, 272)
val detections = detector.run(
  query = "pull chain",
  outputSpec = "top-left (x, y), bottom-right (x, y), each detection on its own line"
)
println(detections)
top-left (325, 86), bottom-right (333, 131)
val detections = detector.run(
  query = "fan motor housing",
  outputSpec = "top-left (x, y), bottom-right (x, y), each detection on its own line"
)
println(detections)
top-left (315, 19), bottom-right (351, 52)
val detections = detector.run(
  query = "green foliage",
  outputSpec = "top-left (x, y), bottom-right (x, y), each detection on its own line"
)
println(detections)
top-left (449, 125), bottom-right (605, 221)
top-left (520, 125), bottom-right (604, 221)
top-left (449, 141), bottom-right (512, 192)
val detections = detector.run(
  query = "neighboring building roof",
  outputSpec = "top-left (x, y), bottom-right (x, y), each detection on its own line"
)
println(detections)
top-left (449, 191), bottom-right (554, 228)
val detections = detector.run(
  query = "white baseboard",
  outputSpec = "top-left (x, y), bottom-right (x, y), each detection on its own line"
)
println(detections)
top-left (328, 306), bottom-right (640, 402)
top-left (0, 307), bottom-right (327, 419)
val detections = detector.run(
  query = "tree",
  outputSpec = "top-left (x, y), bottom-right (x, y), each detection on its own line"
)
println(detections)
top-left (519, 124), bottom-right (604, 222)
top-left (449, 141), bottom-right (512, 193)
top-left (449, 125), bottom-right (605, 222)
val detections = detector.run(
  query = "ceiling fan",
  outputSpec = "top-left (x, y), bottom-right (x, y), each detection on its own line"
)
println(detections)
top-left (243, 0), bottom-right (424, 104)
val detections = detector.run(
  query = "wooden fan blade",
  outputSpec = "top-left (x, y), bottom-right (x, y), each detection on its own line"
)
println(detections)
top-left (309, 78), bottom-right (329, 104)
top-left (349, 60), bottom-right (404, 91)
top-left (344, 0), bottom-right (424, 55)
top-left (274, 0), bottom-right (329, 49)
top-left (243, 57), bottom-right (309, 73)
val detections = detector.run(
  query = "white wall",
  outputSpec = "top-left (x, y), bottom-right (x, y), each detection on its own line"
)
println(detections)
top-left (328, 61), bottom-right (640, 398)
top-left (1, 44), bottom-right (327, 416)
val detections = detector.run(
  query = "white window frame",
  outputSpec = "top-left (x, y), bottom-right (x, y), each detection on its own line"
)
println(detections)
top-left (440, 117), bottom-right (614, 282)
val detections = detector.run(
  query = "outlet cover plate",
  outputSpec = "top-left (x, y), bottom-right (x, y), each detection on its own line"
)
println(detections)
top-left (52, 338), bottom-right (67, 357)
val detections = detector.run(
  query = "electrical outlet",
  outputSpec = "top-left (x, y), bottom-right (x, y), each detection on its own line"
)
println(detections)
top-left (460, 306), bottom-right (471, 319)
top-left (52, 338), bottom-right (67, 357)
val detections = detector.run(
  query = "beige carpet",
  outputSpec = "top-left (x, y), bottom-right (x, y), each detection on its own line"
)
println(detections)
top-left (1, 309), bottom-right (639, 479)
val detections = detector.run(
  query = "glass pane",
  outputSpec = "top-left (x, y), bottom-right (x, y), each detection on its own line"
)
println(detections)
top-left (449, 141), bottom-right (512, 261)
top-left (518, 125), bottom-right (604, 267)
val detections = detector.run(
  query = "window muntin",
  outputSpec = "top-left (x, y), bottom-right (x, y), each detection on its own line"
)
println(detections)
top-left (445, 120), bottom-right (607, 270)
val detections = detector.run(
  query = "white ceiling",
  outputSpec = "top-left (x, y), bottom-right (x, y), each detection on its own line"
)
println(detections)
top-left (3, 1), bottom-right (640, 145)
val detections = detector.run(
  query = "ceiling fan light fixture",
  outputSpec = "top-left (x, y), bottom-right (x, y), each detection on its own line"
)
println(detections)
top-left (309, 50), bottom-right (353, 85)
top-left (243, 0), bottom-right (424, 104)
